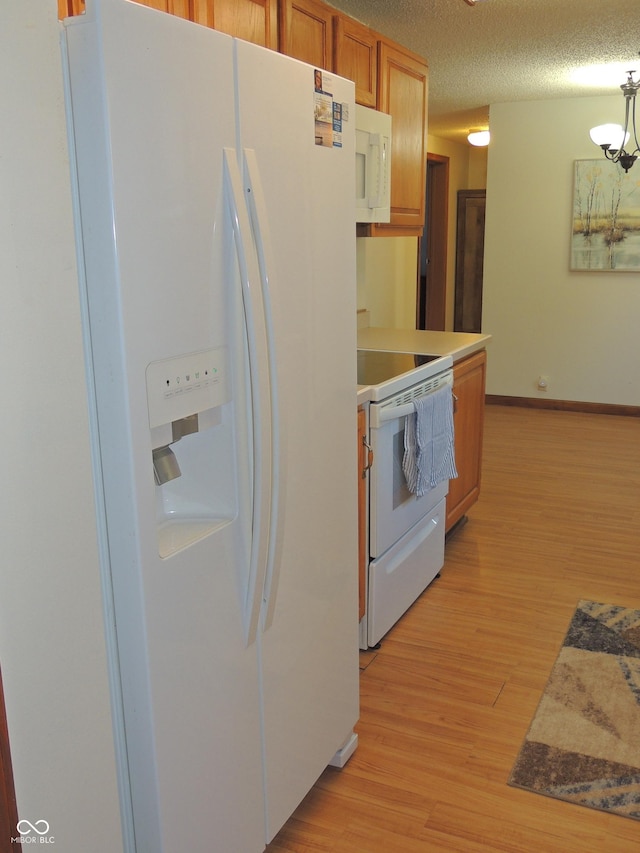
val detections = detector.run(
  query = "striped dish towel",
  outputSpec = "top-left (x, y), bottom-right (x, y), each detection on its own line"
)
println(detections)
top-left (402, 384), bottom-right (458, 497)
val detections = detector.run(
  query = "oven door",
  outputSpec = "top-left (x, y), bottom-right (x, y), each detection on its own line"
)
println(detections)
top-left (369, 405), bottom-right (448, 558)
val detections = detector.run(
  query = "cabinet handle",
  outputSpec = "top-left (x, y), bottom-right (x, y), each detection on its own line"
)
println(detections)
top-left (452, 392), bottom-right (459, 414)
top-left (362, 437), bottom-right (373, 478)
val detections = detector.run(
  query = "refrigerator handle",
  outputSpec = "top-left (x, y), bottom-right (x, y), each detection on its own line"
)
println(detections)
top-left (242, 148), bottom-right (283, 633)
top-left (223, 148), bottom-right (273, 647)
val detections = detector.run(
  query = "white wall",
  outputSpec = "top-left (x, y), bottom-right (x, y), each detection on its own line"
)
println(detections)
top-left (0, 3), bottom-right (122, 849)
top-left (356, 139), bottom-right (488, 331)
top-left (484, 96), bottom-right (640, 405)
top-left (356, 235), bottom-right (418, 327)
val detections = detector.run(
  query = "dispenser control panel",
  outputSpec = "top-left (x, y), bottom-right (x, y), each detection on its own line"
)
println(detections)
top-left (146, 348), bottom-right (229, 429)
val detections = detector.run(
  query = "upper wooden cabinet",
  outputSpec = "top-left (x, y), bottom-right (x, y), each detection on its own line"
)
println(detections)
top-left (279, 0), bottom-right (333, 70)
top-left (375, 40), bottom-right (428, 234)
top-left (199, 0), bottom-right (278, 48)
top-left (58, 0), bottom-right (85, 15)
top-left (59, 0), bottom-right (277, 49)
top-left (333, 15), bottom-right (377, 108)
top-left (57, 0), bottom-right (428, 234)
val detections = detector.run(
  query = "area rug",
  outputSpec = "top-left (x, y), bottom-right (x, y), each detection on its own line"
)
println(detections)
top-left (508, 599), bottom-right (640, 820)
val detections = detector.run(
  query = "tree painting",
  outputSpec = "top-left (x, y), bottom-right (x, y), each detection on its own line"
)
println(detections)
top-left (571, 159), bottom-right (640, 271)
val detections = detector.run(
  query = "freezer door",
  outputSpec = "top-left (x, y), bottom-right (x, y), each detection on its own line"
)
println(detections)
top-left (234, 42), bottom-right (360, 842)
top-left (63, 3), bottom-right (266, 851)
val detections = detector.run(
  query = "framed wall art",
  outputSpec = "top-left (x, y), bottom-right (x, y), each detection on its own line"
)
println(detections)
top-left (571, 159), bottom-right (640, 271)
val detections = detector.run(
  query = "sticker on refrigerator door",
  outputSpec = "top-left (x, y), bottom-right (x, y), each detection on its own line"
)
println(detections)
top-left (313, 70), bottom-right (344, 148)
top-left (332, 101), bottom-right (343, 148)
top-left (314, 88), bottom-right (333, 147)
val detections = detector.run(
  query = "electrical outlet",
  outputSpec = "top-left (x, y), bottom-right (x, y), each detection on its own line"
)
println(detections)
top-left (537, 375), bottom-right (549, 392)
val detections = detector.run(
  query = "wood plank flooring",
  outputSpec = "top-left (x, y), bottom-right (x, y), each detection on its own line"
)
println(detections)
top-left (266, 405), bottom-right (640, 852)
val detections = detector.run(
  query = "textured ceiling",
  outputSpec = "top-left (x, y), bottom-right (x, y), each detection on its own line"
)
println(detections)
top-left (327, 0), bottom-right (640, 143)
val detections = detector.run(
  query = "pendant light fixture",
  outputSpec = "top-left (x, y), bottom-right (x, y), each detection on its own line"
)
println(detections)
top-left (589, 59), bottom-right (640, 173)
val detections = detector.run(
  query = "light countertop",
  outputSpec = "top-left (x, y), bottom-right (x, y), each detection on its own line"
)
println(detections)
top-left (357, 327), bottom-right (491, 406)
top-left (358, 327), bottom-right (491, 360)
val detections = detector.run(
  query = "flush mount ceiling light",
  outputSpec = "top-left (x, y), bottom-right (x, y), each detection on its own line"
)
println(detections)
top-left (467, 129), bottom-right (490, 147)
top-left (589, 56), bottom-right (640, 173)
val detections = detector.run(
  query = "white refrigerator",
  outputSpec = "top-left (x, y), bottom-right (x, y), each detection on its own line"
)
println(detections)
top-left (61, 1), bottom-right (359, 850)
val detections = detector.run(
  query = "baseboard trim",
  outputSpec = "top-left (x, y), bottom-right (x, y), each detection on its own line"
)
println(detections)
top-left (486, 395), bottom-right (640, 418)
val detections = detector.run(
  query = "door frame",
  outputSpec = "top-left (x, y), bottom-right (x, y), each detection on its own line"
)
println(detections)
top-left (417, 153), bottom-right (449, 330)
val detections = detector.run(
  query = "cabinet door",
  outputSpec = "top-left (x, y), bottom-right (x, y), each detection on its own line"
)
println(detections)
top-left (375, 40), bottom-right (428, 233)
top-left (135, 0), bottom-right (190, 18)
top-left (60, 0), bottom-right (194, 21)
top-left (279, 0), bottom-right (333, 69)
top-left (196, 0), bottom-right (278, 48)
top-left (357, 406), bottom-right (369, 621)
top-left (58, 0), bottom-right (85, 15)
top-left (446, 350), bottom-right (486, 532)
top-left (333, 15), bottom-right (377, 107)
top-left (0, 668), bottom-right (18, 853)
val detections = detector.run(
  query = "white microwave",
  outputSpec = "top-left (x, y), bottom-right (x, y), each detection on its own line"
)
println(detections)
top-left (355, 105), bottom-right (392, 223)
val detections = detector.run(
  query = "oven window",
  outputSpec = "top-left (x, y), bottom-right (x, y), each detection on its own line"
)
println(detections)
top-left (392, 426), bottom-right (412, 509)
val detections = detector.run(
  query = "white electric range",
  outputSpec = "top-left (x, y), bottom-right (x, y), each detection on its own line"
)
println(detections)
top-left (357, 348), bottom-right (454, 648)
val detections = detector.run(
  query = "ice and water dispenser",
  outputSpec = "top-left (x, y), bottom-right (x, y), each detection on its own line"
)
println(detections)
top-left (146, 347), bottom-right (236, 558)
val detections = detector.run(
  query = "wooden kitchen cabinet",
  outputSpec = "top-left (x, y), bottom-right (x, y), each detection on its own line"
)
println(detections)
top-left (59, 0), bottom-right (277, 47)
top-left (58, 0), bottom-right (428, 237)
top-left (58, 0), bottom-right (190, 20)
top-left (58, 0), bottom-right (85, 15)
top-left (194, 0), bottom-right (278, 48)
top-left (0, 667), bottom-right (18, 853)
top-left (374, 40), bottom-right (428, 235)
top-left (333, 15), bottom-right (377, 107)
top-left (446, 349), bottom-right (486, 532)
top-left (279, 0), bottom-right (333, 69)
top-left (357, 405), bottom-right (369, 621)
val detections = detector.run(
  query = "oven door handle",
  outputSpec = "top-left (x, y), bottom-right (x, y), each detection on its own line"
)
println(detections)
top-left (375, 400), bottom-right (420, 423)
top-left (373, 380), bottom-right (454, 426)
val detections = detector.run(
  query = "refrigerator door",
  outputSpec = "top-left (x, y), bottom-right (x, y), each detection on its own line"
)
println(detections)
top-left (234, 43), bottom-right (360, 841)
top-left (63, 3), bottom-right (266, 851)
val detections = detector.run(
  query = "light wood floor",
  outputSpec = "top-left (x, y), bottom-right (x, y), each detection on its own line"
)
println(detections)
top-left (267, 404), bottom-right (640, 852)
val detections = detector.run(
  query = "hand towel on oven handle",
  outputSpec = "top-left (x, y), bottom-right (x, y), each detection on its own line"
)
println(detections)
top-left (402, 383), bottom-right (458, 497)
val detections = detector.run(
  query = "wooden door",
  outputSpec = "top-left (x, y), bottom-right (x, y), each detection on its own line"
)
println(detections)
top-left (0, 668), bottom-right (19, 852)
top-left (446, 350), bottom-right (486, 532)
top-left (279, 0), bottom-right (333, 69)
top-left (454, 189), bottom-right (486, 333)
top-left (375, 41), bottom-right (428, 234)
top-left (333, 15), bottom-right (377, 107)
top-left (418, 153), bottom-right (449, 330)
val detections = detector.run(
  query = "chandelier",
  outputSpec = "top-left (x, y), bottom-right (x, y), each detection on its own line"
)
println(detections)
top-left (589, 60), bottom-right (640, 173)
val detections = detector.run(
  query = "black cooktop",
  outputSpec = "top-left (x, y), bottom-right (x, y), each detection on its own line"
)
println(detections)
top-left (357, 349), bottom-right (441, 386)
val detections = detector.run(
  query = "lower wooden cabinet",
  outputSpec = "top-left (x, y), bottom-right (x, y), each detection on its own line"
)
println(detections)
top-left (357, 405), bottom-right (368, 621)
top-left (446, 349), bottom-right (486, 531)
top-left (0, 667), bottom-right (18, 852)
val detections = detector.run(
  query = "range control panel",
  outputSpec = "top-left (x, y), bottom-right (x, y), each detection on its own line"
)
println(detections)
top-left (146, 348), bottom-right (229, 429)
